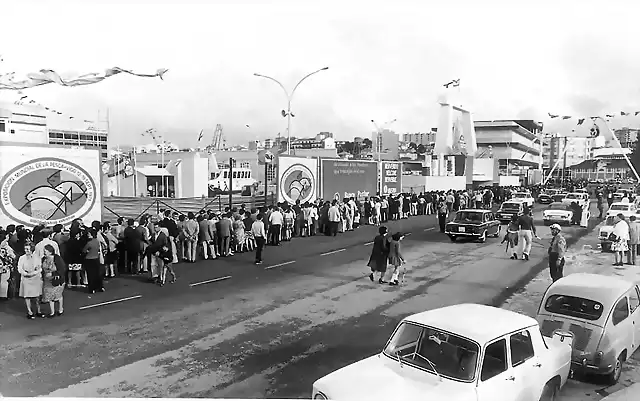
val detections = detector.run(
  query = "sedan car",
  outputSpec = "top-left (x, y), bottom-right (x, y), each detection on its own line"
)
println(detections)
top-left (607, 202), bottom-right (635, 218)
top-left (543, 202), bottom-right (574, 225)
top-left (511, 192), bottom-right (534, 208)
top-left (562, 193), bottom-right (589, 208)
top-left (496, 201), bottom-right (525, 223)
top-left (537, 273), bottom-right (640, 384)
top-left (598, 216), bottom-right (617, 252)
top-left (313, 304), bottom-right (573, 401)
top-left (444, 210), bottom-right (500, 242)
top-left (538, 190), bottom-right (561, 204)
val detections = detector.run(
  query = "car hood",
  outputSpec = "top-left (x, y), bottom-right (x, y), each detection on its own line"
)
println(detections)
top-left (544, 210), bottom-right (572, 215)
top-left (313, 355), bottom-right (475, 401)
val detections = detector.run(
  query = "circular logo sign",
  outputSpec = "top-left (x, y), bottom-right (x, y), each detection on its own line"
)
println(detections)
top-left (279, 163), bottom-right (316, 204)
top-left (0, 158), bottom-right (97, 227)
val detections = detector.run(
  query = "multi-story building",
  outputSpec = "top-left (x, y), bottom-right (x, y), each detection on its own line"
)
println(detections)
top-left (0, 102), bottom-right (48, 144)
top-left (474, 120), bottom-right (542, 175)
top-left (372, 128), bottom-right (399, 160)
top-left (402, 130), bottom-right (437, 145)
top-left (613, 128), bottom-right (639, 148)
top-left (263, 138), bottom-right (275, 149)
top-left (48, 127), bottom-right (109, 160)
top-left (290, 132), bottom-right (336, 150)
top-left (545, 136), bottom-right (592, 170)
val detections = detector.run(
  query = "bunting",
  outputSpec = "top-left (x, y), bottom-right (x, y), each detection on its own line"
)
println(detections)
top-left (12, 92), bottom-right (96, 124)
top-left (197, 129), bottom-right (204, 142)
top-left (546, 108), bottom-right (640, 126)
top-left (0, 66), bottom-right (168, 90)
top-left (443, 78), bottom-right (460, 88)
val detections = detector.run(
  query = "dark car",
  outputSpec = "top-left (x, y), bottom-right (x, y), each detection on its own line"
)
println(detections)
top-left (538, 190), bottom-right (561, 204)
top-left (445, 209), bottom-right (501, 243)
top-left (496, 201), bottom-right (525, 223)
top-left (552, 192), bottom-right (567, 203)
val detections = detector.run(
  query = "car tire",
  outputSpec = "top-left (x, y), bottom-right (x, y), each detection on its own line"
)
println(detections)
top-left (539, 380), bottom-right (559, 401)
top-left (493, 226), bottom-right (501, 238)
top-left (607, 354), bottom-right (624, 385)
top-left (478, 230), bottom-right (487, 243)
top-left (449, 235), bottom-right (456, 242)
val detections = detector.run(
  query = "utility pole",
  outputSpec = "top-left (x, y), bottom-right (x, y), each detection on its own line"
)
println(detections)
top-left (562, 137), bottom-right (568, 185)
top-left (228, 157), bottom-right (234, 210)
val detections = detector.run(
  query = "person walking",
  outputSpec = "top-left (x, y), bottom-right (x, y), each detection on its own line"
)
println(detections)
top-left (367, 226), bottom-right (390, 284)
top-left (517, 206), bottom-right (540, 261)
top-left (252, 214), bottom-right (267, 265)
top-left (612, 213), bottom-right (630, 266)
top-left (386, 232), bottom-right (406, 286)
top-left (268, 207), bottom-right (283, 245)
top-left (501, 215), bottom-right (520, 260)
top-left (328, 200), bottom-right (341, 236)
top-left (548, 224), bottom-right (567, 282)
top-left (437, 197), bottom-right (448, 233)
top-left (82, 229), bottom-right (104, 294)
top-left (627, 215), bottom-right (640, 265)
top-left (41, 244), bottom-right (66, 317)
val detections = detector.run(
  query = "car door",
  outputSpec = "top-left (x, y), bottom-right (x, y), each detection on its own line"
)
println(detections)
top-left (610, 296), bottom-right (634, 358)
top-left (509, 330), bottom-right (543, 401)
top-left (629, 286), bottom-right (640, 352)
top-left (476, 338), bottom-right (518, 401)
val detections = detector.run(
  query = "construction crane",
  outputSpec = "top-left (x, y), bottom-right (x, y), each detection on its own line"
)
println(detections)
top-left (206, 124), bottom-right (226, 153)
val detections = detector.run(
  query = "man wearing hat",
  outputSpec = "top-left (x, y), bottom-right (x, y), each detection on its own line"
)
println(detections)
top-left (548, 224), bottom-right (566, 282)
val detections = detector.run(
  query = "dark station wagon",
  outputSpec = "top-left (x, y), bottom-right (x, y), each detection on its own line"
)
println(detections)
top-left (445, 209), bottom-right (501, 243)
top-left (496, 201), bottom-right (525, 223)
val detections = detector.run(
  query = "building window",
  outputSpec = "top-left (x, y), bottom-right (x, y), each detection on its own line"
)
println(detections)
top-left (64, 133), bottom-right (79, 140)
top-left (239, 161), bottom-right (251, 169)
top-left (0, 121), bottom-right (5, 132)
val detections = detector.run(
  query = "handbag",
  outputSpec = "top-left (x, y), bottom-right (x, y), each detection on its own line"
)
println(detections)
top-left (608, 232), bottom-right (619, 242)
top-left (51, 272), bottom-right (63, 287)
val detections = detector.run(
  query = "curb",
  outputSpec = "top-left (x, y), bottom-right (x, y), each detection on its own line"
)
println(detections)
top-left (601, 383), bottom-right (640, 400)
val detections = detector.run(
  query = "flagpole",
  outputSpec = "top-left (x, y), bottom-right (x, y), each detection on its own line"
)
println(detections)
top-left (133, 146), bottom-right (138, 197)
top-left (116, 145), bottom-right (121, 196)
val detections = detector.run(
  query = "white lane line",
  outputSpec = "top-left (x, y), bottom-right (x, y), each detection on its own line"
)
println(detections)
top-left (364, 241), bottom-right (374, 246)
top-left (320, 248), bottom-right (346, 256)
top-left (264, 260), bottom-right (296, 270)
top-left (189, 275), bottom-right (232, 287)
top-left (79, 295), bottom-right (142, 310)
top-left (424, 227), bottom-right (435, 232)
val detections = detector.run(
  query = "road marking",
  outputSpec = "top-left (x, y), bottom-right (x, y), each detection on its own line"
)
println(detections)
top-left (189, 275), bottom-right (232, 287)
top-left (405, 232), bottom-right (412, 236)
top-left (320, 248), bottom-right (346, 256)
top-left (424, 227), bottom-right (435, 232)
top-left (264, 260), bottom-right (296, 270)
top-left (364, 241), bottom-right (374, 246)
top-left (79, 295), bottom-right (142, 310)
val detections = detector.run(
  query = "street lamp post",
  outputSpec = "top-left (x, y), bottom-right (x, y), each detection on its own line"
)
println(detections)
top-left (254, 67), bottom-right (329, 154)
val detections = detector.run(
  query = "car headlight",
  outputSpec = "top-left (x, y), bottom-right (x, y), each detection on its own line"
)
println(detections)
top-left (314, 392), bottom-right (328, 400)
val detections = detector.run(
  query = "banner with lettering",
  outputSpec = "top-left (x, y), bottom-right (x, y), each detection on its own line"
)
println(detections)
top-left (380, 161), bottom-right (402, 196)
top-left (320, 159), bottom-right (378, 201)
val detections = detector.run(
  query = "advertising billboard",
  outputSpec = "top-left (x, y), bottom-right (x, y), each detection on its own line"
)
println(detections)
top-left (321, 159), bottom-right (377, 201)
top-left (277, 155), bottom-right (318, 204)
top-left (381, 161), bottom-right (402, 196)
top-left (0, 143), bottom-right (102, 228)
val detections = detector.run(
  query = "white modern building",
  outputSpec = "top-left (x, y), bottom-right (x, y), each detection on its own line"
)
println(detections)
top-left (372, 128), bottom-right (399, 160)
top-left (0, 102), bottom-right (48, 144)
top-left (474, 120), bottom-right (542, 174)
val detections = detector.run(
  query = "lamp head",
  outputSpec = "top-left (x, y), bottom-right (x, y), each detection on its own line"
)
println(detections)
top-left (321, 67), bottom-right (329, 70)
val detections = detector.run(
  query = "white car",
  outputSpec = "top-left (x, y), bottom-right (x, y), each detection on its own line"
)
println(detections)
top-left (606, 202), bottom-right (635, 218)
top-left (543, 202), bottom-right (574, 225)
top-left (599, 216), bottom-right (617, 252)
top-left (312, 303), bottom-right (573, 401)
top-left (562, 192), bottom-right (589, 208)
top-left (511, 192), bottom-right (534, 208)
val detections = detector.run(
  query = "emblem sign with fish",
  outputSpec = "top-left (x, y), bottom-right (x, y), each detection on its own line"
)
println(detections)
top-left (279, 163), bottom-right (316, 204)
top-left (0, 158), bottom-right (97, 227)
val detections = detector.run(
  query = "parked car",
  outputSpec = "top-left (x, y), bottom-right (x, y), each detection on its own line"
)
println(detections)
top-left (537, 273), bottom-right (640, 384)
top-left (543, 202), bottom-right (574, 226)
top-left (538, 190), bottom-right (562, 204)
top-left (496, 201), bottom-right (525, 224)
top-left (599, 216), bottom-right (617, 252)
top-left (562, 193), bottom-right (589, 208)
top-left (313, 304), bottom-right (574, 401)
top-left (606, 202), bottom-right (636, 218)
top-left (511, 191), bottom-right (535, 208)
top-left (444, 210), bottom-right (500, 243)
top-left (553, 192), bottom-right (567, 203)
top-left (612, 192), bottom-right (626, 203)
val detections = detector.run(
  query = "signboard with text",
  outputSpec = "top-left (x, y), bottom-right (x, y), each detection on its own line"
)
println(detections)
top-left (381, 162), bottom-right (402, 195)
top-left (320, 159), bottom-right (377, 201)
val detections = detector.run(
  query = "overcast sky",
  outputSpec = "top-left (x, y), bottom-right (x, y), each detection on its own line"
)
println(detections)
top-left (2, 0), bottom-right (640, 147)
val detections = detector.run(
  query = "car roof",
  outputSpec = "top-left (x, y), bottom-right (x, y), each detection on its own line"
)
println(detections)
top-left (547, 273), bottom-right (634, 306)
top-left (458, 209), bottom-right (490, 213)
top-left (503, 200), bottom-right (524, 204)
top-left (610, 202), bottom-right (633, 207)
top-left (403, 303), bottom-right (537, 345)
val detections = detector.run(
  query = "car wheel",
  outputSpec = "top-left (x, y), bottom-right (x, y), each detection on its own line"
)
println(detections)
top-left (478, 230), bottom-right (487, 243)
top-left (607, 354), bottom-right (624, 385)
top-left (449, 235), bottom-right (456, 242)
top-left (539, 380), bottom-right (559, 401)
top-left (493, 226), bottom-right (501, 238)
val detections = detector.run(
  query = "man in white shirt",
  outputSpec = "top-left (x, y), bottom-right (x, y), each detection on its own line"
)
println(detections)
top-left (613, 213), bottom-right (630, 266)
top-left (268, 207), bottom-right (284, 245)
top-left (328, 200), bottom-right (341, 236)
top-left (251, 214), bottom-right (267, 264)
top-left (34, 228), bottom-right (60, 261)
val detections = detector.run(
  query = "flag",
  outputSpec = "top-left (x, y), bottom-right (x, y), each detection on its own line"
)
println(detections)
top-left (606, 114), bottom-right (614, 118)
top-left (197, 129), bottom-right (204, 142)
top-left (0, 66), bottom-right (168, 90)
top-left (577, 118), bottom-right (585, 125)
top-left (635, 111), bottom-right (640, 116)
top-left (562, 116), bottom-right (571, 120)
top-left (621, 111), bottom-right (628, 116)
top-left (548, 113), bottom-right (559, 118)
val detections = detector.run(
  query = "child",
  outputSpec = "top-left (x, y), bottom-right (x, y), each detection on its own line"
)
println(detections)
top-left (159, 232), bottom-right (176, 286)
top-left (501, 215), bottom-right (519, 260)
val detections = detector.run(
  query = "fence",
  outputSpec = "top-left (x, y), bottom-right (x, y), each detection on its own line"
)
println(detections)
top-left (103, 192), bottom-right (276, 221)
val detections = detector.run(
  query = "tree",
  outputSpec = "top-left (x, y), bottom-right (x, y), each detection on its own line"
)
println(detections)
top-left (416, 144), bottom-right (427, 154)
top-left (408, 142), bottom-right (418, 150)
top-left (363, 138), bottom-right (373, 149)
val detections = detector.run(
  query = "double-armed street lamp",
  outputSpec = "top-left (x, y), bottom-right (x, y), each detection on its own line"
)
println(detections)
top-left (253, 67), bottom-right (329, 154)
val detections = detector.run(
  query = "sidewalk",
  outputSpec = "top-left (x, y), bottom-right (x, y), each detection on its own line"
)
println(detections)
top-left (501, 224), bottom-right (640, 401)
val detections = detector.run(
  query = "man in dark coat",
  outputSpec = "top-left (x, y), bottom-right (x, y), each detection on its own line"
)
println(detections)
top-left (367, 226), bottom-right (390, 284)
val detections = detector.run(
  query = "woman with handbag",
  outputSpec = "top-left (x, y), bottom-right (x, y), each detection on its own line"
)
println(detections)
top-left (41, 244), bottom-right (66, 317)
top-left (18, 242), bottom-right (43, 319)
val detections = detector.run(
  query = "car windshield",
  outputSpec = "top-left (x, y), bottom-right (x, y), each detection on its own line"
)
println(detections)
top-left (454, 211), bottom-right (483, 223)
top-left (548, 204), bottom-right (570, 211)
top-left (565, 194), bottom-right (579, 199)
top-left (501, 203), bottom-right (520, 210)
top-left (383, 322), bottom-right (479, 382)
top-left (544, 294), bottom-right (604, 321)
top-left (610, 204), bottom-right (629, 211)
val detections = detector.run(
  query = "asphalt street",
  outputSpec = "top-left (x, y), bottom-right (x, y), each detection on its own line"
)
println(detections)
top-left (0, 207), bottom-right (596, 398)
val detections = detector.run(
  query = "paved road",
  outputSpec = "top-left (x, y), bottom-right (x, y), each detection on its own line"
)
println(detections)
top-left (0, 209), bottom-right (595, 397)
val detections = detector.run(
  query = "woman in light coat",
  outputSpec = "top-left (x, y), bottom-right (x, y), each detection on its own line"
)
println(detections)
top-left (18, 242), bottom-right (43, 319)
